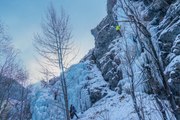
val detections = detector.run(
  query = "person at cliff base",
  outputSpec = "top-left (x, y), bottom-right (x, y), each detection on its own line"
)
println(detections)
top-left (70, 104), bottom-right (79, 119)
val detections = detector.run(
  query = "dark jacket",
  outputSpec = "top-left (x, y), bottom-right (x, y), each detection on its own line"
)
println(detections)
top-left (70, 105), bottom-right (76, 113)
top-left (70, 105), bottom-right (78, 119)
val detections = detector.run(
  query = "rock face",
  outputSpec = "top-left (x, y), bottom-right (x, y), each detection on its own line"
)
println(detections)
top-left (84, 0), bottom-right (179, 94)
top-left (86, 0), bottom-right (122, 90)
top-left (166, 35), bottom-right (180, 106)
top-left (88, 0), bottom-right (180, 109)
top-left (98, 40), bottom-right (123, 90)
top-left (91, 0), bottom-right (118, 60)
top-left (150, 0), bottom-right (180, 104)
top-left (140, 0), bottom-right (180, 67)
top-left (134, 0), bottom-right (180, 109)
top-left (172, 35), bottom-right (180, 56)
top-left (157, 1), bottom-right (180, 66)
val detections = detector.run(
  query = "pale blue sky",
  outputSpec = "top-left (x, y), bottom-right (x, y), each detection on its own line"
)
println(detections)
top-left (0, 0), bottom-right (107, 82)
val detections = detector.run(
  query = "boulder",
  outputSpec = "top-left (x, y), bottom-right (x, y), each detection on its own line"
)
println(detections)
top-left (89, 88), bottom-right (107, 104)
top-left (109, 75), bottom-right (120, 90)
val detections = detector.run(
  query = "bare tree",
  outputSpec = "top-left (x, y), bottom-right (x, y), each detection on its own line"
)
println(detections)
top-left (0, 22), bottom-right (29, 120)
top-left (34, 5), bottom-right (73, 120)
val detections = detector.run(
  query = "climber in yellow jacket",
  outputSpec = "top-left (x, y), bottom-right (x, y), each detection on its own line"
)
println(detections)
top-left (116, 25), bottom-right (121, 31)
top-left (116, 25), bottom-right (122, 36)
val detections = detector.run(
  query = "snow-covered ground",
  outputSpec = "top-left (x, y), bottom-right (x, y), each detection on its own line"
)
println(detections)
top-left (29, 60), bottom-right (175, 120)
top-left (79, 92), bottom-right (175, 120)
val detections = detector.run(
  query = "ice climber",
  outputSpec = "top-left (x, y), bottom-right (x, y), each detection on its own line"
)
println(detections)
top-left (70, 104), bottom-right (79, 119)
top-left (54, 91), bottom-right (58, 100)
top-left (116, 25), bottom-right (122, 36)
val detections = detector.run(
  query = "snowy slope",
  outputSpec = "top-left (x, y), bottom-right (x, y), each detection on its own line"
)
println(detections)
top-left (79, 92), bottom-right (175, 120)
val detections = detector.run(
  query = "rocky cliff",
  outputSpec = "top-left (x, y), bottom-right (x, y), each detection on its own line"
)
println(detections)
top-left (84, 0), bottom-right (122, 90)
top-left (130, 0), bottom-right (180, 109)
top-left (82, 0), bottom-right (180, 119)
top-left (28, 0), bottom-right (180, 119)
top-left (91, 0), bottom-right (180, 104)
